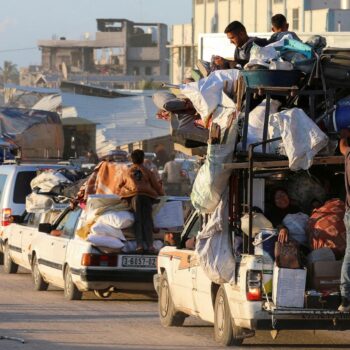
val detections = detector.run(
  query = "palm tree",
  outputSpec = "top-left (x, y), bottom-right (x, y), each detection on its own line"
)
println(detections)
top-left (0, 61), bottom-right (19, 85)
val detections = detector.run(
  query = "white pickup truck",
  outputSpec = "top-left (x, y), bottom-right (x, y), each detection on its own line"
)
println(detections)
top-left (3, 206), bottom-right (157, 300)
top-left (155, 158), bottom-right (350, 347)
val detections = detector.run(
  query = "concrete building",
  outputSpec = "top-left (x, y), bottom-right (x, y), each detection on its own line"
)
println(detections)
top-left (37, 19), bottom-right (169, 89)
top-left (170, 0), bottom-right (350, 83)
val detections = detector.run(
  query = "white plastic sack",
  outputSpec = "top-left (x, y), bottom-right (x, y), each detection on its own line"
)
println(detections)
top-left (26, 193), bottom-right (54, 213)
top-left (269, 108), bottom-right (328, 170)
top-left (96, 210), bottom-right (134, 229)
top-left (30, 171), bottom-right (71, 192)
top-left (90, 222), bottom-right (126, 240)
top-left (241, 212), bottom-right (273, 238)
top-left (87, 235), bottom-right (124, 249)
top-left (180, 69), bottom-right (240, 124)
top-left (196, 193), bottom-right (235, 284)
top-left (282, 212), bottom-right (309, 246)
top-left (191, 118), bottom-right (238, 213)
top-left (245, 43), bottom-right (278, 68)
top-left (247, 99), bottom-right (281, 153)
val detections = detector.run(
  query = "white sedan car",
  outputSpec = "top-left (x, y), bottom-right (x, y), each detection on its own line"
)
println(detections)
top-left (3, 207), bottom-right (157, 300)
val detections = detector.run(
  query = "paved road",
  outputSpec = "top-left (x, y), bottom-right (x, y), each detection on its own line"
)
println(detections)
top-left (1, 267), bottom-right (350, 350)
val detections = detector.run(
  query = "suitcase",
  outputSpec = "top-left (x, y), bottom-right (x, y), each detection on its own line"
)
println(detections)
top-left (321, 52), bottom-right (350, 87)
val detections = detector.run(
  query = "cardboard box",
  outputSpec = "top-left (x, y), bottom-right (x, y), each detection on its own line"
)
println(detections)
top-left (273, 265), bottom-right (307, 308)
top-left (308, 260), bottom-right (342, 292)
top-left (153, 201), bottom-right (184, 229)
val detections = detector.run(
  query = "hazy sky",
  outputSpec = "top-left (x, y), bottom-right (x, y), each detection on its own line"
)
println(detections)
top-left (0, 0), bottom-right (192, 68)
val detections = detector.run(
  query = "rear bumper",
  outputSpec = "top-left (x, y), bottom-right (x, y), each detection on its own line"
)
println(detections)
top-left (71, 268), bottom-right (156, 291)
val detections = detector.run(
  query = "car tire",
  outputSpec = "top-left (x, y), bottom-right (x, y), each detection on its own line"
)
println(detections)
top-left (159, 271), bottom-right (186, 327)
top-left (214, 286), bottom-right (243, 346)
top-left (3, 242), bottom-right (18, 274)
top-left (32, 256), bottom-right (49, 291)
top-left (64, 267), bottom-right (82, 301)
top-left (93, 288), bottom-right (113, 299)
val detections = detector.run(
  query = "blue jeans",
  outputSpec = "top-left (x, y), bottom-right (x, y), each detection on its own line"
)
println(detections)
top-left (341, 210), bottom-right (350, 299)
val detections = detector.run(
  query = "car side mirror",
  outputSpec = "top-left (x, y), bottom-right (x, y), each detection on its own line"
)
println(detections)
top-left (38, 223), bottom-right (53, 234)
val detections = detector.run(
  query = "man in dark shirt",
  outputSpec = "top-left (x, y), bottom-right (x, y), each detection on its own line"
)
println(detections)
top-left (207, 21), bottom-right (268, 72)
top-left (339, 129), bottom-right (350, 312)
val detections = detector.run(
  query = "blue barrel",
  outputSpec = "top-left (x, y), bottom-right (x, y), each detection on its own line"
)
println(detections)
top-left (334, 97), bottom-right (350, 131)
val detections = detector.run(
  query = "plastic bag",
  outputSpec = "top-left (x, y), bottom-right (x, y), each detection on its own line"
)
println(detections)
top-left (268, 108), bottom-right (328, 171)
top-left (191, 118), bottom-right (238, 213)
top-left (180, 69), bottom-right (240, 124)
top-left (96, 210), bottom-right (134, 229)
top-left (241, 212), bottom-right (273, 238)
top-left (30, 170), bottom-right (71, 193)
top-left (247, 99), bottom-right (281, 153)
top-left (196, 193), bottom-right (235, 284)
top-left (26, 193), bottom-right (54, 213)
top-left (282, 212), bottom-right (309, 246)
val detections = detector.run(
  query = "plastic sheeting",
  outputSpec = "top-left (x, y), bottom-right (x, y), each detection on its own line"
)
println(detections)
top-left (196, 193), bottom-right (235, 284)
top-left (180, 69), bottom-right (240, 124)
top-left (269, 108), bottom-right (328, 171)
top-left (0, 107), bottom-right (64, 159)
top-left (191, 115), bottom-right (238, 213)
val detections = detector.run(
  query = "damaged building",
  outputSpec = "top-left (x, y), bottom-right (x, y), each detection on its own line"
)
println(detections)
top-left (36, 19), bottom-right (169, 89)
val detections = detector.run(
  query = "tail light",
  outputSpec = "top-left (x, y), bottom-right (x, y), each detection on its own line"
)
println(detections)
top-left (81, 253), bottom-right (117, 267)
top-left (246, 270), bottom-right (262, 301)
top-left (1, 208), bottom-right (12, 226)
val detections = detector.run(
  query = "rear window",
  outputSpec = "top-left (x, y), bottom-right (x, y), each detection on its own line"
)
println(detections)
top-left (13, 171), bottom-right (37, 204)
top-left (0, 174), bottom-right (8, 205)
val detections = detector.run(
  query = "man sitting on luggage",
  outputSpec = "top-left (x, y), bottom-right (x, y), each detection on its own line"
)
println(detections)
top-left (217, 21), bottom-right (269, 69)
top-left (197, 21), bottom-right (268, 76)
top-left (267, 14), bottom-right (301, 44)
top-left (117, 149), bottom-right (164, 254)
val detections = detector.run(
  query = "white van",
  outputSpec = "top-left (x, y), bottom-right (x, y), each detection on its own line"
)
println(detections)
top-left (0, 164), bottom-right (69, 260)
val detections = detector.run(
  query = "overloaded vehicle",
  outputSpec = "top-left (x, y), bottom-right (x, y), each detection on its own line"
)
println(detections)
top-left (2, 164), bottom-right (189, 300)
top-left (153, 36), bottom-right (350, 346)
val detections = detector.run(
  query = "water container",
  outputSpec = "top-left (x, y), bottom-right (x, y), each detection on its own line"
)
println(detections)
top-left (253, 229), bottom-right (277, 295)
top-left (333, 97), bottom-right (350, 131)
top-left (253, 228), bottom-right (277, 263)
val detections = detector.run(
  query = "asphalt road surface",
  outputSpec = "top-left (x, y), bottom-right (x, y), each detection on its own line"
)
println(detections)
top-left (1, 267), bottom-right (350, 350)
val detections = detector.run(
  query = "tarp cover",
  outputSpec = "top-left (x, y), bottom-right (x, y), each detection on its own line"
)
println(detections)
top-left (0, 107), bottom-right (64, 159)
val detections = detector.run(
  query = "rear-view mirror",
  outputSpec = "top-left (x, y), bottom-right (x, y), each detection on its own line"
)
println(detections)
top-left (38, 223), bottom-right (52, 234)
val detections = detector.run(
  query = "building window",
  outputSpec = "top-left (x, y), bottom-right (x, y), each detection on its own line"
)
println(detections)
top-left (292, 8), bottom-right (299, 30)
top-left (133, 67), bottom-right (140, 75)
top-left (196, 0), bottom-right (204, 4)
top-left (185, 47), bottom-right (192, 67)
top-left (145, 66), bottom-right (152, 75)
top-left (273, 0), bottom-right (283, 3)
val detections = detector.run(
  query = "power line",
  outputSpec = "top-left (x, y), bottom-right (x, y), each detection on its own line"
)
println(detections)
top-left (0, 47), bottom-right (37, 53)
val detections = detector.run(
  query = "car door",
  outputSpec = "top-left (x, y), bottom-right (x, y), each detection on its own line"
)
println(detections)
top-left (170, 214), bottom-right (201, 314)
top-left (45, 208), bottom-right (81, 288)
top-left (20, 213), bottom-right (41, 270)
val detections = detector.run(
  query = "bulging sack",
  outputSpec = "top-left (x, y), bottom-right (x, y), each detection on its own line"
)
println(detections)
top-left (96, 210), bottom-right (134, 229)
top-left (196, 193), bottom-right (235, 284)
top-left (90, 222), bottom-right (126, 240)
top-left (191, 117), bottom-right (238, 213)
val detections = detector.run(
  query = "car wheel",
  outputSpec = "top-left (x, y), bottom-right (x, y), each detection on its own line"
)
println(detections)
top-left (32, 256), bottom-right (49, 291)
top-left (214, 286), bottom-right (243, 346)
top-left (93, 288), bottom-right (113, 299)
top-left (64, 267), bottom-right (82, 301)
top-left (159, 271), bottom-right (186, 327)
top-left (3, 242), bottom-right (18, 274)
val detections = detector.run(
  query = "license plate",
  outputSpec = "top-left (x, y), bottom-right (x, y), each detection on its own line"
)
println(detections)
top-left (120, 255), bottom-right (156, 268)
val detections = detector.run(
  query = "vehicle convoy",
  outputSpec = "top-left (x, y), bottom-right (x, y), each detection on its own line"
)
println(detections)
top-left (152, 39), bottom-right (350, 345)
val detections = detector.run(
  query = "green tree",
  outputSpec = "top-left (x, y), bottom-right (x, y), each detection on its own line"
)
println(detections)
top-left (0, 61), bottom-right (19, 85)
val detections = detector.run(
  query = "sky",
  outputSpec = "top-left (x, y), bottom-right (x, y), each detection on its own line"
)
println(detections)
top-left (0, 0), bottom-right (192, 68)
